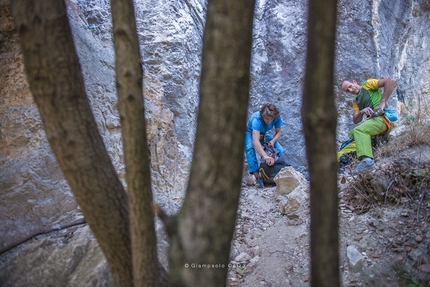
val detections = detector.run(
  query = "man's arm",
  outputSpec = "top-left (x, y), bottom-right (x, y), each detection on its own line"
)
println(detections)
top-left (252, 130), bottom-right (274, 166)
top-left (268, 127), bottom-right (282, 146)
top-left (352, 109), bottom-right (364, 124)
top-left (376, 78), bottom-right (396, 113)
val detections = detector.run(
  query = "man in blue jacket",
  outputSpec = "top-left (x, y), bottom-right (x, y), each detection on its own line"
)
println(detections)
top-left (245, 104), bottom-right (283, 188)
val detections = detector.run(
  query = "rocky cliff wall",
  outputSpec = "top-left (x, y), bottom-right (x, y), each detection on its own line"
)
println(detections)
top-left (67, 0), bottom-right (430, 174)
top-left (0, 0), bottom-right (190, 255)
top-left (1, 1), bottom-right (83, 254)
top-left (251, 0), bottom-right (430, 171)
top-left (1, 0), bottom-right (429, 284)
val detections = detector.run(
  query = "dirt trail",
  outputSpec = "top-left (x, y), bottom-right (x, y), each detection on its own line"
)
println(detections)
top-left (228, 145), bottom-right (430, 286)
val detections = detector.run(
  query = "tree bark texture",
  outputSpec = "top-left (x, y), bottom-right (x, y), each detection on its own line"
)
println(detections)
top-left (11, 1), bottom-right (133, 286)
top-left (168, 0), bottom-right (255, 286)
top-left (301, 0), bottom-right (340, 286)
top-left (110, 0), bottom-right (159, 286)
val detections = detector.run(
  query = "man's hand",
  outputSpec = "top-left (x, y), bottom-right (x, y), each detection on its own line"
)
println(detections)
top-left (375, 99), bottom-right (386, 115)
top-left (360, 107), bottom-right (374, 117)
top-left (267, 141), bottom-right (273, 148)
top-left (265, 156), bottom-right (274, 166)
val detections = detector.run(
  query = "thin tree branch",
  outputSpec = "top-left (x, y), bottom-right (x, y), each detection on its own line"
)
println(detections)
top-left (110, 0), bottom-right (159, 285)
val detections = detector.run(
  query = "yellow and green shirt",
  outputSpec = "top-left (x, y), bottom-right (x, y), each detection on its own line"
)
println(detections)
top-left (352, 79), bottom-right (383, 111)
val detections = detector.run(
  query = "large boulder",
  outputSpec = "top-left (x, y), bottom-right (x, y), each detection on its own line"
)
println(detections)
top-left (274, 166), bottom-right (310, 215)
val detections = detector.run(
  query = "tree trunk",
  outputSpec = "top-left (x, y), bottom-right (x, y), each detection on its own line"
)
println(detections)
top-left (167, 0), bottom-right (255, 286)
top-left (110, 0), bottom-right (159, 286)
top-left (11, 1), bottom-right (133, 286)
top-left (301, 0), bottom-right (340, 286)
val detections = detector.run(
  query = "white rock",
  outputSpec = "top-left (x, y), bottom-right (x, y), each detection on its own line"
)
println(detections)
top-left (235, 252), bottom-right (252, 263)
top-left (346, 245), bottom-right (365, 271)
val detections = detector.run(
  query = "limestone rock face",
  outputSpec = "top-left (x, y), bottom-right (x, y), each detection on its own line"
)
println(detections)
top-left (72, 0), bottom-right (206, 151)
top-left (1, 0), bottom-right (190, 255)
top-left (143, 73), bottom-right (190, 213)
top-left (0, 225), bottom-right (113, 287)
top-left (0, 1), bottom-right (82, 254)
top-left (251, 0), bottom-right (430, 174)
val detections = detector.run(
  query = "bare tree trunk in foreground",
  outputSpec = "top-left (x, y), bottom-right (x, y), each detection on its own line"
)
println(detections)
top-left (167, 0), bottom-right (255, 286)
top-left (110, 0), bottom-right (159, 285)
top-left (11, 1), bottom-right (133, 286)
top-left (301, 0), bottom-right (340, 286)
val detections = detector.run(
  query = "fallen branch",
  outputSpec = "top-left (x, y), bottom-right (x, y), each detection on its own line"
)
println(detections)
top-left (416, 175), bottom-right (429, 223)
top-left (384, 180), bottom-right (395, 205)
top-left (352, 185), bottom-right (373, 203)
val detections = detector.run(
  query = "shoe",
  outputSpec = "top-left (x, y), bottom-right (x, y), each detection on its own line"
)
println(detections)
top-left (354, 157), bottom-right (376, 173)
top-left (255, 179), bottom-right (264, 188)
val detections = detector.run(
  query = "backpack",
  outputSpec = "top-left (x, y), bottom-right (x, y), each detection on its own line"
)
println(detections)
top-left (259, 159), bottom-right (289, 184)
top-left (258, 142), bottom-right (289, 184)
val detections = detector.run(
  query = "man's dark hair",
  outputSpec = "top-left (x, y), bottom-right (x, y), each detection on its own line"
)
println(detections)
top-left (260, 103), bottom-right (280, 118)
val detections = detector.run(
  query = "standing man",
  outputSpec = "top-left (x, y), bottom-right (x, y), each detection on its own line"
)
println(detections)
top-left (341, 78), bottom-right (396, 172)
top-left (245, 103), bottom-right (283, 188)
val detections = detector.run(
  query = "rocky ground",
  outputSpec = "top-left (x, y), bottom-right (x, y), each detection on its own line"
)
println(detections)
top-left (227, 145), bottom-right (430, 287)
top-left (1, 145), bottom-right (429, 287)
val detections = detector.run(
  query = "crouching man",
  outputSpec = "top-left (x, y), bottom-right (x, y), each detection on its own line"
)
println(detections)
top-left (244, 104), bottom-right (283, 187)
top-left (341, 78), bottom-right (396, 172)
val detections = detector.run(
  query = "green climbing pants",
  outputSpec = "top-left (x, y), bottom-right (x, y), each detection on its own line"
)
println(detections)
top-left (348, 117), bottom-right (390, 160)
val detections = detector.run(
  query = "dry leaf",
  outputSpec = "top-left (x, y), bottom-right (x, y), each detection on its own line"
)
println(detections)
top-left (397, 255), bottom-right (404, 261)
top-left (287, 214), bottom-right (299, 220)
top-left (354, 235), bottom-right (363, 241)
top-left (370, 253), bottom-right (380, 258)
top-left (341, 176), bottom-right (346, 184)
top-left (393, 186), bottom-right (407, 193)
top-left (419, 264), bottom-right (430, 273)
top-left (301, 274), bottom-right (309, 282)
